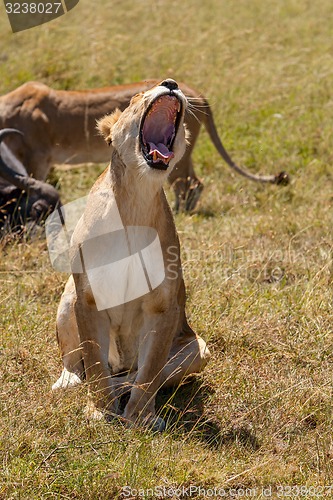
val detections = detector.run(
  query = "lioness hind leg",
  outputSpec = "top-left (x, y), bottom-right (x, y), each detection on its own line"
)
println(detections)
top-left (161, 333), bottom-right (210, 388)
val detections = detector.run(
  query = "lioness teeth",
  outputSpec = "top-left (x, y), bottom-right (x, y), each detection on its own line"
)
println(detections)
top-left (148, 141), bottom-right (174, 164)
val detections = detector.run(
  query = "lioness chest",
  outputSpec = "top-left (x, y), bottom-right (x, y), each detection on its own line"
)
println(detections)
top-left (106, 300), bottom-right (144, 374)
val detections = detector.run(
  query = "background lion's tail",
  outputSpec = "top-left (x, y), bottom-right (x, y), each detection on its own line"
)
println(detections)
top-left (200, 97), bottom-right (289, 185)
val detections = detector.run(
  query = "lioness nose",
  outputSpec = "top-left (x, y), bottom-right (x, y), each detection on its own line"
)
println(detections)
top-left (160, 79), bottom-right (178, 91)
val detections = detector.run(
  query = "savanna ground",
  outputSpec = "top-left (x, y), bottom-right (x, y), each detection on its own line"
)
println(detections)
top-left (0, 0), bottom-right (333, 498)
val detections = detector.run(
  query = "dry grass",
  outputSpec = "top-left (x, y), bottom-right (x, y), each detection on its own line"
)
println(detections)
top-left (1, 0), bottom-right (333, 498)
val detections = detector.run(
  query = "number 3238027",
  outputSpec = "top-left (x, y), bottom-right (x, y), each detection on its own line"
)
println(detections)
top-left (277, 485), bottom-right (333, 497)
top-left (5, 3), bottom-right (63, 14)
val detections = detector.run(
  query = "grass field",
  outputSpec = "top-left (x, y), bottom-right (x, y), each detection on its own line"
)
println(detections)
top-left (1, 0), bottom-right (333, 498)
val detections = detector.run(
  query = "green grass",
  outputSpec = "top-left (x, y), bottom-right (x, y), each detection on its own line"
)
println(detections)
top-left (1, 0), bottom-right (333, 497)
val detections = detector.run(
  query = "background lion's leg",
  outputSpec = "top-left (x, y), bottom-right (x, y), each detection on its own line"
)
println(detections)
top-left (168, 110), bottom-right (203, 211)
top-left (171, 174), bottom-right (204, 212)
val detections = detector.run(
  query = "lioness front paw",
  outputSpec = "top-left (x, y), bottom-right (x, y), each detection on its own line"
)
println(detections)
top-left (84, 399), bottom-right (119, 422)
top-left (52, 368), bottom-right (82, 390)
top-left (145, 415), bottom-right (166, 433)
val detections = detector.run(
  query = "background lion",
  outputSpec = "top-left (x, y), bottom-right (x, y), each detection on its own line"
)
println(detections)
top-left (0, 80), bottom-right (287, 212)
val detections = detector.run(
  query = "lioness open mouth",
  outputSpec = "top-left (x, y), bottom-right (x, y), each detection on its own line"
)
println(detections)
top-left (140, 94), bottom-right (182, 171)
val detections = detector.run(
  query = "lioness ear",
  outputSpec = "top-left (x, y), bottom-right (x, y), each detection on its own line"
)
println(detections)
top-left (97, 109), bottom-right (122, 145)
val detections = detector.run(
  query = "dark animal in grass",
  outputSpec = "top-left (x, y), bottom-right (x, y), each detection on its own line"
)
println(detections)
top-left (0, 129), bottom-right (60, 232)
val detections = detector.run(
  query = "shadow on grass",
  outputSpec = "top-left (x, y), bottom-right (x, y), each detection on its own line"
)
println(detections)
top-left (156, 379), bottom-right (260, 451)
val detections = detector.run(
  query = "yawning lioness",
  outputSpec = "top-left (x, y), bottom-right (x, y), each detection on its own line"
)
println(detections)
top-left (53, 79), bottom-right (210, 431)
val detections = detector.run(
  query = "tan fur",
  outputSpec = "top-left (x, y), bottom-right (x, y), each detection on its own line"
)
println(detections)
top-left (53, 81), bottom-right (210, 430)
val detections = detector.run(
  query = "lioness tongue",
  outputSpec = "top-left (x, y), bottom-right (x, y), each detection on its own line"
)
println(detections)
top-left (148, 142), bottom-right (175, 164)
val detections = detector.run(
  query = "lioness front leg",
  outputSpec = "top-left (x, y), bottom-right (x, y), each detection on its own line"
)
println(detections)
top-left (74, 293), bottom-right (119, 418)
top-left (122, 305), bottom-right (179, 430)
